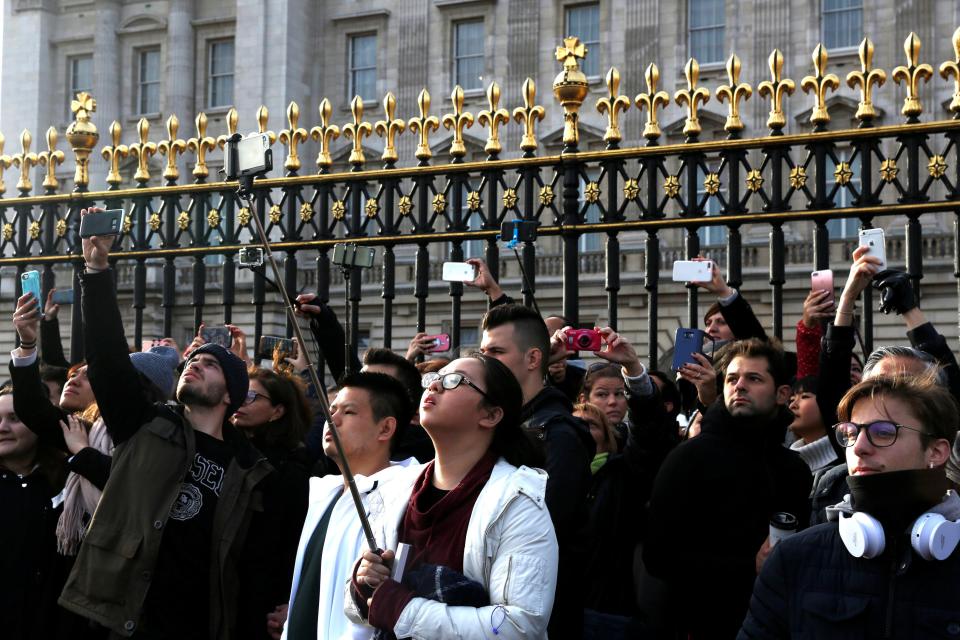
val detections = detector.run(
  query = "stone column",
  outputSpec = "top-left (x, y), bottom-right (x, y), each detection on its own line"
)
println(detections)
top-left (91, 0), bottom-right (121, 137)
top-left (165, 0), bottom-right (195, 127)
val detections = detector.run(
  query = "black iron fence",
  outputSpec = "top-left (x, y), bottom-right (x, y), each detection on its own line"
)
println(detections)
top-left (2, 34), bottom-right (960, 366)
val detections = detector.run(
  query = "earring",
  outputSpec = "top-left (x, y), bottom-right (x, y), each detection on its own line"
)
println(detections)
top-left (930, 462), bottom-right (936, 469)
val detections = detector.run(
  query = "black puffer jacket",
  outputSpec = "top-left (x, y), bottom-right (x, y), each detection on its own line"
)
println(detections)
top-left (644, 401), bottom-right (812, 639)
top-left (739, 520), bottom-right (960, 639)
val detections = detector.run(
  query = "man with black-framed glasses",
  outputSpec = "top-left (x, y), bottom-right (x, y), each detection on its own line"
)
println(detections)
top-left (741, 374), bottom-right (960, 639)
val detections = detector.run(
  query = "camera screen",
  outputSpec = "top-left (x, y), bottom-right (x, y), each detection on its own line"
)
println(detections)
top-left (238, 135), bottom-right (267, 172)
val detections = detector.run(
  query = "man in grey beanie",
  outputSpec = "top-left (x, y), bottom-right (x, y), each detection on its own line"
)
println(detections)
top-left (40, 208), bottom-right (291, 640)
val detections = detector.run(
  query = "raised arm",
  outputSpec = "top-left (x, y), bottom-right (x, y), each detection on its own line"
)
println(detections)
top-left (692, 258), bottom-right (767, 340)
top-left (40, 288), bottom-right (70, 368)
top-left (80, 208), bottom-right (156, 445)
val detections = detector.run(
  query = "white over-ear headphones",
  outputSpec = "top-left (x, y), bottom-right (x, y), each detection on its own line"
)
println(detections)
top-left (838, 508), bottom-right (960, 560)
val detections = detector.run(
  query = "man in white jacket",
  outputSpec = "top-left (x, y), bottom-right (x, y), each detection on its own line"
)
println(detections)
top-left (280, 371), bottom-right (418, 640)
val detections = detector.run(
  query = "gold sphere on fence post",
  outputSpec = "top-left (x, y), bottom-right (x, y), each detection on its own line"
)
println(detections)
top-left (553, 37), bottom-right (590, 150)
top-left (66, 92), bottom-right (99, 190)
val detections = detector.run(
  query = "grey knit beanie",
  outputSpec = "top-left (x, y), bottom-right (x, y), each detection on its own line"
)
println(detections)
top-left (130, 346), bottom-right (180, 399)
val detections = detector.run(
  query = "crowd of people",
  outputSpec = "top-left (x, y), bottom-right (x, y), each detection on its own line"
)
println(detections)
top-left (2, 207), bottom-right (960, 640)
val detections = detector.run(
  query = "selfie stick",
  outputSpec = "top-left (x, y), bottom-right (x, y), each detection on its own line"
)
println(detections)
top-left (232, 172), bottom-right (380, 553)
top-left (501, 223), bottom-right (543, 317)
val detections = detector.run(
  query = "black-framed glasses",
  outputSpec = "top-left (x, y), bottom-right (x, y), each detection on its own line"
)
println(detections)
top-left (243, 390), bottom-right (272, 406)
top-left (421, 372), bottom-right (492, 402)
top-left (834, 420), bottom-right (930, 448)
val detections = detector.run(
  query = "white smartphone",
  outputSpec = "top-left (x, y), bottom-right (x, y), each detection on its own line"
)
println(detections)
top-left (441, 262), bottom-right (477, 282)
top-left (858, 228), bottom-right (887, 270)
top-left (672, 260), bottom-right (713, 282)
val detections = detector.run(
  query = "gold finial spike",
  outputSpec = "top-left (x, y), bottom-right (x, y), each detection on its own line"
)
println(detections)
top-left (553, 36), bottom-right (590, 148)
top-left (757, 49), bottom-right (796, 132)
top-left (374, 92), bottom-right (405, 164)
top-left (256, 106), bottom-right (277, 145)
top-left (11, 129), bottom-right (39, 193)
top-left (37, 127), bottom-right (65, 191)
top-left (477, 82), bottom-right (510, 156)
top-left (65, 91), bottom-right (99, 188)
top-left (635, 63), bottom-right (670, 141)
top-left (216, 108), bottom-right (240, 149)
top-left (186, 112), bottom-right (217, 179)
top-left (128, 117), bottom-right (158, 184)
top-left (442, 85), bottom-right (475, 159)
top-left (846, 38), bottom-right (887, 124)
top-left (408, 89), bottom-right (440, 161)
top-left (892, 32), bottom-right (934, 119)
top-left (716, 54), bottom-right (753, 134)
top-left (342, 96), bottom-right (373, 166)
top-left (278, 101), bottom-right (309, 172)
top-left (801, 44), bottom-right (840, 127)
top-left (675, 58), bottom-right (711, 138)
top-left (157, 114), bottom-right (187, 182)
top-left (101, 121), bottom-right (128, 187)
top-left (513, 78), bottom-right (545, 152)
top-left (0, 132), bottom-right (14, 195)
top-left (940, 26), bottom-right (960, 116)
top-left (310, 98), bottom-right (341, 169)
top-left (596, 67), bottom-right (631, 144)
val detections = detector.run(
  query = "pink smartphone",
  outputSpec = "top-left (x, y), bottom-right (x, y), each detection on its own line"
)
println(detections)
top-left (811, 269), bottom-right (834, 302)
top-left (424, 334), bottom-right (451, 352)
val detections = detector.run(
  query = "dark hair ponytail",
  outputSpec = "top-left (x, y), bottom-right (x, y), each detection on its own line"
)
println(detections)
top-left (470, 354), bottom-right (545, 469)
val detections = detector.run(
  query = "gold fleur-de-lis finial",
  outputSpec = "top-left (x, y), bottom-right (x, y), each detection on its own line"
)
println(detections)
top-left (101, 121), bottom-right (128, 186)
top-left (892, 32), bottom-right (934, 119)
top-left (187, 112), bottom-right (217, 179)
top-left (310, 98), bottom-right (340, 169)
top-left (37, 127), bottom-right (65, 191)
top-left (278, 101), bottom-right (309, 172)
top-left (801, 44), bottom-right (840, 127)
top-left (66, 91), bottom-right (99, 188)
top-left (846, 38), bottom-right (887, 124)
top-left (11, 129), bottom-right (39, 193)
top-left (374, 92), bottom-right (405, 164)
top-left (216, 108), bottom-right (239, 150)
top-left (256, 106), bottom-right (277, 145)
top-left (442, 85), bottom-right (475, 159)
top-left (408, 89), bottom-right (440, 161)
top-left (477, 82), bottom-right (510, 156)
top-left (716, 54), bottom-right (752, 134)
top-left (0, 133), bottom-right (14, 195)
top-left (757, 49), bottom-right (796, 132)
top-left (675, 58), bottom-right (711, 138)
top-left (635, 63), bottom-right (670, 141)
top-left (940, 27), bottom-right (960, 117)
top-left (596, 67), bottom-right (631, 144)
top-left (342, 96), bottom-right (373, 165)
top-left (513, 78), bottom-right (545, 152)
top-left (128, 117), bottom-right (158, 184)
top-left (157, 115), bottom-right (187, 182)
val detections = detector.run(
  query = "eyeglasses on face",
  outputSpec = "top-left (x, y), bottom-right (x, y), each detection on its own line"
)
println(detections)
top-left (421, 371), bottom-right (492, 402)
top-left (833, 420), bottom-right (930, 448)
top-left (243, 390), bottom-right (272, 406)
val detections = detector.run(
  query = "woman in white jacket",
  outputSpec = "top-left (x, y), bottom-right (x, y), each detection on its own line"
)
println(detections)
top-left (348, 353), bottom-right (558, 639)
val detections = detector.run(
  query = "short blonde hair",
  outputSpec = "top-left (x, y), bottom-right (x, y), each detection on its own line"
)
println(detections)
top-left (574, 402), bottom-right (618, 451)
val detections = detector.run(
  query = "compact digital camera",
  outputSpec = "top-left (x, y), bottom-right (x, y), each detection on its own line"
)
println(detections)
top-left (238, 246), bottom-right (264, 267)
top-left (565, 328), bottom-right (602, 352)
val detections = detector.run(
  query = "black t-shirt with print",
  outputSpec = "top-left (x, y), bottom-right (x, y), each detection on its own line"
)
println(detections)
top-left (140, 430), bottom-right (234, 639)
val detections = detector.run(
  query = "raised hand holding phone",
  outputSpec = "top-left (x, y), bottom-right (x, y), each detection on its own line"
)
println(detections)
top-left (80, 207), bottom-right (112, 271)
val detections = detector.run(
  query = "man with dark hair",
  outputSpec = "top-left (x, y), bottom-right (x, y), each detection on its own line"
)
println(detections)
top-left (480, 302), bottom-right (595, 638)
top-left (644, 338), bottom-right (811, 640)
top-left (49, 209), bottom-right (293, 640)
top-left (278, 371), bottom-right (418, 640)
top-left (362, 347), bottom-right (434, 462)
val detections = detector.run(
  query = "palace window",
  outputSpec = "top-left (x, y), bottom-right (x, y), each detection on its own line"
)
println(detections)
top-left (349, 33), bottom-right (377, 102)
top-left (688, 0), bottom-right (725, 64)
top-left (453, 20), bottom-right (484, 91)
top-left (137, 48), bottom-right (161, 114)
top-left (67, 55), bottom-right (92, 118)
top-left (207, 39), bottom-right (235, 108)
top-left (565, 3), bottom-right (600, 77)
top-left (822, 0), bottom-right (862, 50)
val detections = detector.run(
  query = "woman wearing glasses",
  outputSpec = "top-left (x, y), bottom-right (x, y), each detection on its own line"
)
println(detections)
top-left (346, 354), bottom-right (557, 639)
top-left (740, 374), bottom-right (960, 639)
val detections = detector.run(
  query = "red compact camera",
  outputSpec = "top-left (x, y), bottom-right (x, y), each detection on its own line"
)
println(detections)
top-left (565, 329), bottom-right (602, 352)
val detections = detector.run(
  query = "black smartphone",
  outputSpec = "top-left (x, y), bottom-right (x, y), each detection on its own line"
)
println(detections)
top-left (672, 328), bottom-right (706, 372)
top-left (200, 326), bottom-right (232, 348)
top-left (257, 335), bottom-right (295, 361)
top-left (51, 289), bottom-right (74, 305)
top-left (79, 209), bottom-right (124, 238)
top-left (500, 219), bottom-right (539, 244)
